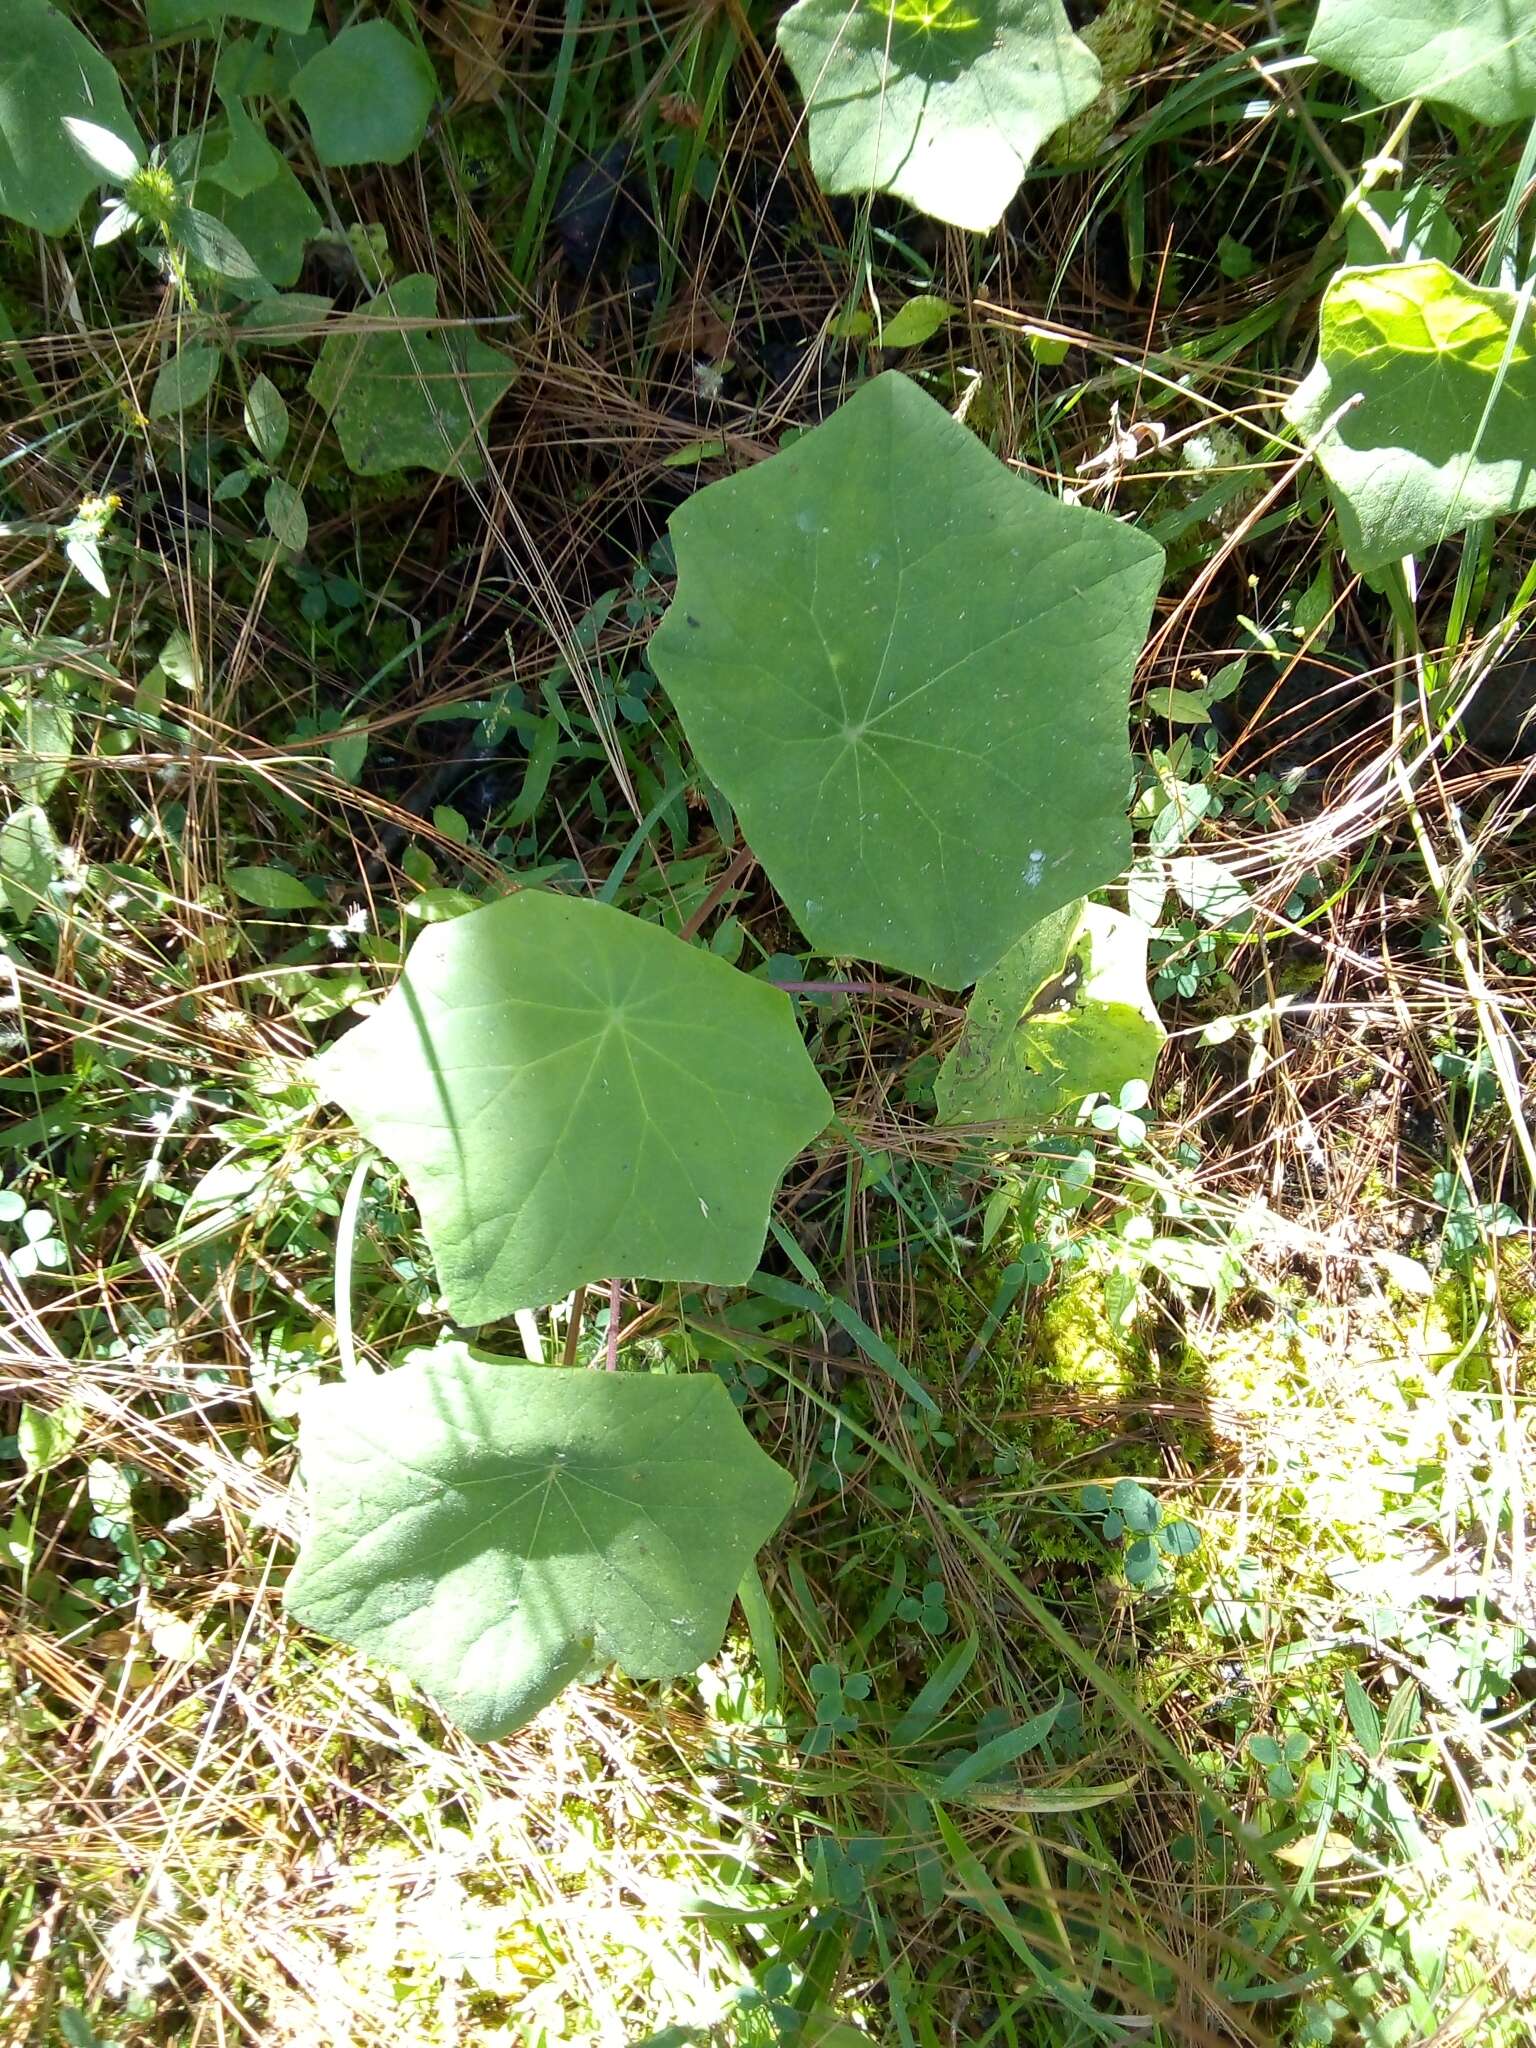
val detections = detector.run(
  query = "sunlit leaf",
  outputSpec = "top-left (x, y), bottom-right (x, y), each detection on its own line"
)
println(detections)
top-left (286, 1344), bottom-right (795, 1739)
top-left (310, 890), bottom-right (833, 1320)
top-left (0, 802), bottom-right (61, 921)
top-left (1307, 0), bottom-right (1536, 125)
top-left (649, 372), bottom-right (1164, 987)
top-left (1285, 260), bottom-right (1536, 572)
top-left (936, 901), bottom-right (1165, 1128)
top-left (776, 0), bottom-right (1100, 230)
top-left (62, 117), bottom-right (140, 182)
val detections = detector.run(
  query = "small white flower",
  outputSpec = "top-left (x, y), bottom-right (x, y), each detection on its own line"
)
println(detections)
top-left (325, 902), bottom-right (369, 949)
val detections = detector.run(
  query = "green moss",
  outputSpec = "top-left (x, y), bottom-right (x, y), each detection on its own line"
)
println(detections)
top-left (1037, 1266), bottom-right (1137, 1393)
top-left (1047, 0), bottom-right (1161, 168)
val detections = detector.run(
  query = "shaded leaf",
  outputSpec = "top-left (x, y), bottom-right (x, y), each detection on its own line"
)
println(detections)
top-left (292, 20), bottom-right (437, 167)
top-left (649, 372), bottom-right (1163, 988)
top-left (148, 344), bottom-right (222, 419)
top-left (1344, 180), bottom-right (1460, 268)
top-left (0, 802), bottom-right (61, 921)
top-left (309, 272), bottom-right (515, 480)
top-left (244, 373), bottom-right (289, 459)
top-left (226, 864), bottom-right (321, 909)
top-left (195, 157), bottom-right (321, 290)
top-left (310, 890), bottom-right (832, 1320)
top-left (1307, 0), bottom-right (1536, 125)
top-left (263, 477), bottom-right (308, 551)
top-left (777, 0), bottom-right (1100, 231)
top-left (936, 900), bottom-right (1165, 1127)
top-left (286, 1344), bottom-right (795, 1739)
top-left (174, 204), bottom-right (263, 280)
top-left (201, 101), bottom-right (282, 198)
top-left (146, 0), bottom-right (314, 27)
top-left (1285, 260), bottom-right (1536, 573)
top-left (1, 0), bottom-right (141, 234)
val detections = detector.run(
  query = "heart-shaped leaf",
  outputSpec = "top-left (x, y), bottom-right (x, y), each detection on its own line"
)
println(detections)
top-left (776, 0), bottom-right (1101, 230)
top-left (286, 1345), bottom-right (795, 1740)
top-left (2, 0), bottom-right (141, 235)
top-left (936, 901), bottom-right (1165, 1128)
top-left (648, 372), bottom-right (1164, 988)
top-left (1285, 260), bottom-right (1536, 572)
top-left (310, 890), bottom-right (832, 1320)
top-left (292, 20), bottom-right (437, 167)
top-left (1306, 0), bottom-right (1536, 126)
top-left (309, 272), bottom-right (514, 479)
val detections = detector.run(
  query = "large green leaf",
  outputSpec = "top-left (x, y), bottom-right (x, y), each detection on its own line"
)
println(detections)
top-left (286, 1346), bottom-right (795, 1740)
top-left (648, 372), bottom-right (1164, 989)
top-left (1285, 260), bottom-right (1536, 573)
top-left (776, 0), bottom-right (1101, 231)
top-left (936, 900), bottom-right (1164, 1128)
top-left (1306, 0), bottom-right (1536, 125)
top-left (309, 273), bottom-right (514, 479)
top-left (1, 0), bottom-right (140, 235)
top-left (292, 21), bottom-right (437, 167)
top-left (310, 891), bottom-right (832, 1320)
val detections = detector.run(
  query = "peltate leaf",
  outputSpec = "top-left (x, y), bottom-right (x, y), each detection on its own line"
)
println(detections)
top-left (2, 0), bottom-right (141, 235)
top-left (285, 1346), bottom-right (796, 1740)
top-left (309, 890), bottom-right (832, 1320)
top-left (936, 900), bottom-right (1165, 1128)
top-left (1285, 260), bottom-right (1536, 572)
top-left (309, 272), bottom-right (515, 479)
top-left (776, 0), bottom-right (1101, 231)
top-left (648, 372), bottom-right (1164, 988)
top-left (1306, 0), bottom-right (1536, 125)
top-left (292, 21), bottom-right (438, 167)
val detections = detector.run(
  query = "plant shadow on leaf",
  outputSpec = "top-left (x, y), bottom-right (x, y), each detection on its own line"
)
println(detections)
top-left (776, 0), bottom-right (1101, 228)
